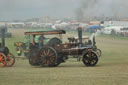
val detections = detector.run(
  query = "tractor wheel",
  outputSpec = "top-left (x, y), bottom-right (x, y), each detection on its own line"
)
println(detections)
top-left (96, 49), bottom-right (102, 57)
top-left (0, 53), bottom-right (6, 68)
top-left (28, 46), bottom-right (40, 66)
top-left (40, 47), bottom-right (57, 67)
top-left (82, 51), bottom-right (98, 66)
top-left (6, 53), bottom-right (15, 67)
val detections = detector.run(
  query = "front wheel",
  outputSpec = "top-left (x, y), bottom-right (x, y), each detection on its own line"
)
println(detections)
top-left (0, 53), bottom-right (6, 68)
top-left (82, 51), bottom-right (98, 66)
top-left (6, 53), bottom-right (15, 67)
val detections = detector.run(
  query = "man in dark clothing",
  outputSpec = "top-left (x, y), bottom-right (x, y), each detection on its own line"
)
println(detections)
top-left (38, 35), bottom-right (45, 48)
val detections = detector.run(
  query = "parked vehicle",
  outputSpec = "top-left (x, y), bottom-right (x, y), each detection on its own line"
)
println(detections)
top-left (0, 28), bottom-right (15, 68)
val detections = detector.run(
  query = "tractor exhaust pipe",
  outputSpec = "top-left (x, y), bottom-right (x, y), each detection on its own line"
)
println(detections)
top-left (77, 27), bottom-right (83, 47)
top-left (1, 28), bottom-right (5, 46)
top-left (92, 35), bottom-right (96, 46)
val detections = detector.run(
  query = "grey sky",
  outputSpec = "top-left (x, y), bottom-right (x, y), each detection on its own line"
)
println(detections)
top-left (0, 0), bottom-right (128, 21)
top-left (0, 0), bottom-right (80, 21)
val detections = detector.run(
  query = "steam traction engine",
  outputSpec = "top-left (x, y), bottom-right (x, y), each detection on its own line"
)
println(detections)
top-left (0, 28), bottom-right (15, 68)
top-left (25, 27), bottom-right (99, 67)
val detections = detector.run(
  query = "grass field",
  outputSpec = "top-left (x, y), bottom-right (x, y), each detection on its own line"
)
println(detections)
top-left (0, 29), bottom-right (128, 85)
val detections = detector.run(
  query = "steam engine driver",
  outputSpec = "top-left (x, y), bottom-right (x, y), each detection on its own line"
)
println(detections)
top-left (38, 35), bottom-right (46, 48)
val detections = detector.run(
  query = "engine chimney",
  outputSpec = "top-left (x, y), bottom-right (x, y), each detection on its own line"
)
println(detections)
top-left (1, 28), bottom-right (5, 46)
top-left (92, 35), bottom-right (96, 46)
top-left (77, 27), bottom-right (83, 47)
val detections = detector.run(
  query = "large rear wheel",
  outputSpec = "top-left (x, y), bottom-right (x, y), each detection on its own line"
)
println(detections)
top-left (82, 51), bottom-right (98, 66)
top-left (6, 53), bottom-right (15, 67)
top-left (0, 53), bottom-right (6, 68)
top-left (40, 47), bottom-right (57, 67)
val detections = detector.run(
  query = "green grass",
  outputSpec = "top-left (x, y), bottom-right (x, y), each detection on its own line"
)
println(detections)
top-left (0, 29), bottom-right (128, 85)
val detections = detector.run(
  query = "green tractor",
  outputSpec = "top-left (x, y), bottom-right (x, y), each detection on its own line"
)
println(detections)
top-left (14, 31), bottom-right (54, 57)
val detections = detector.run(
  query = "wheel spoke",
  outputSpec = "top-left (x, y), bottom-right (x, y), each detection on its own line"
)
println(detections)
top-left (49, 59), bottom-right (54, 64)
top-left (50, 57), bottom-right (54, 62)
top-left (47, 49), bottom-right (50, 55)
top-left (48, 53), bottom-right (55, 57)
top-left (45, 49), bottom-right (48, 55)
top-left (44, 50), bottom-right (47, 55)
top-left (40, 52), bottom-right (44, 56)
top-left (91, 57), bottom-right (97, 60)
top-left (43, 59), bottom-right (47, 64)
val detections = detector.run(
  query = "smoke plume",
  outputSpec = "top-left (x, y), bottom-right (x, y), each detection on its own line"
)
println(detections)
top-left (75, 0), bottom-right (128, 21)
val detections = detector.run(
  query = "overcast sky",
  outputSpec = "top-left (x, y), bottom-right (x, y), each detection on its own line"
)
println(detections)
top-left (0, 0), bottom-right (128, 21)
top-left (0, 0), bottom-right (80, 21)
